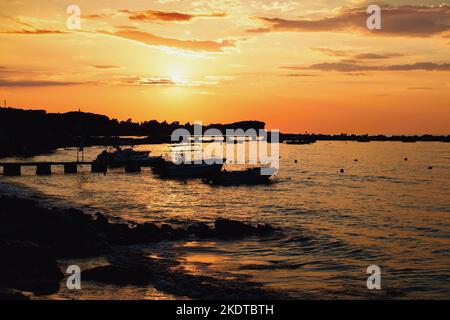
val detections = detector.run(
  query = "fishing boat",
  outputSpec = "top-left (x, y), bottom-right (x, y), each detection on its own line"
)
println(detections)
top-left (203, 167), bottom-right (276, 185)
top-left (153, 158), bottom-right (224, 178)
top-left (94, 146), bottom-right (162, 168)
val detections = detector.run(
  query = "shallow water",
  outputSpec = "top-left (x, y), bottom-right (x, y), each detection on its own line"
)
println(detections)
top-left (1, 141), bottom-right (449, 299)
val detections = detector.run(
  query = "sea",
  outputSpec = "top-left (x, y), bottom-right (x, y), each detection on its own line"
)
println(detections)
top-left (1, 141), bottom-right (449, 299)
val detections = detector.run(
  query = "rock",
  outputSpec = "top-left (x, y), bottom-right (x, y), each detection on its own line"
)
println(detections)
top-left (103, 222), bottom-right (135, 245)
top-left (188, 223), bottom-right (214, 238)
top-left (0, 196), bottom-right (109, 258)
top-left (0, 240), bottom-right (63, 295)
top-left (161, 224), bottom-right (173, 233)
top-left (160, 224), bottom-right (189, 240)
top-left (132, 222), bottom-right (163, 242)
top-left (214, 218), bottom-right (256, 238)
top-left (83, 264), bottom-right (152, 286)
top-left (95, 212), bottom-right (110, 226)
top-left (256, 223), bottom-right (276, 235)
top-left (0, 288), bottom-right (29, 300)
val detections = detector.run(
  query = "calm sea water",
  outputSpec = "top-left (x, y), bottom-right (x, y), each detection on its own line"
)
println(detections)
top-left (1, 141), bottom-right (449, 299)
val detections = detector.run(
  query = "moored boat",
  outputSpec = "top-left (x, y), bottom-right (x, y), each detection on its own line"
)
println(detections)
top-left (94, 146), bottom-right (162, 168)
top-left (153, 158), bottom-right (224, 178)
top-left (203, 167), bottom-right (276, 185)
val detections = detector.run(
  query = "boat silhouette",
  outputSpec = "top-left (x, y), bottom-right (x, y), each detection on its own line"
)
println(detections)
top-left (94, 146), bottom-right (162, 168)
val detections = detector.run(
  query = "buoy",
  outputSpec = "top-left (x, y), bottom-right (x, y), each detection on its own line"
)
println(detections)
top-left (404, 158), bottom-right (408, 161)
top-left (354, 159), bottom-right (358, 162)
top-left (294, 160), bottom-right (298, 163)
top-left (428, 166), bottom-right (433, 170)
top-left (340, 169), bottom-right (344, 173)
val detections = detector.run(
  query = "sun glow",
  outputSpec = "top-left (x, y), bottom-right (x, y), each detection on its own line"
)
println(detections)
top-left (170, 72), bottom-right (189, 85)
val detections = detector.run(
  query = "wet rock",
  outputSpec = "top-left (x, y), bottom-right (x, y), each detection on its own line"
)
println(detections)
top-left (95, 212), bottom-right (110, 227)
top-left (0, 196), bottom-right (109, 258)
top-left (188, 223), bottom-right (215, 238)
top-left (0, 288), bottom-right (29, 300)
top-left (0, 240), bottom-right (63, 295)
top-left (256, 223), bottom-right (276, 235)
top-left (103, 222), bottom-right (135, 245)
top-left (161, 224), bottom-right (173, 233)
top-left (83, 252), bottom-right (287, 300)
top-left (160, 224), bottom-right (189, 240)
top-left (132, 222), bottom-right (163, 242)
top-left (214, 218), bottom-right (257, 238)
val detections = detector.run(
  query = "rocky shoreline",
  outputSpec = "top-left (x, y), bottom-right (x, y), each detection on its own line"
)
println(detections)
top-left (0, 193), bottom-right (284, 300)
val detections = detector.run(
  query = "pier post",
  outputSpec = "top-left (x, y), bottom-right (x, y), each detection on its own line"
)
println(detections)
top-left (125, 163), bottom-right (141, 173)
top-left (36, 163), bottom-right (52, 175)
top-left (91, 162), bottom-right (107, 173)
top-left (3, 164), bottom-right (21, 176)
top-left (64, 163), bottom-right (78, 174)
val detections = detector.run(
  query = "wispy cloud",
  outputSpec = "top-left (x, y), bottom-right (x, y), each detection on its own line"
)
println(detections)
top-left (354, 53), bottom-right (404, 60)
top-left (120, 9), bottom-right (226, 22)
top-left (102, 30), bottom-right (235, 52)
top-left (92, 65), bottom-right (120, 69)
top-left (117, 75), bottom-right (175, 86)
top-left (0, 29), bottom-right (68, 35)
top-left (408, 86), bottom-right (434, 90)
top-left (283, 61), bottom-right (450, 72)
top-left (311, 48), bottom-right (348, 57)
top-left (249, 5), bottom-right (450, 37)
top-left (284, 73), bottom-right (319, 77)
top-left (0, 79), bottom-right (81, 87)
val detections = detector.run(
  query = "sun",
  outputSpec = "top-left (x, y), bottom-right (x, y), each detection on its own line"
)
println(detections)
top-left (169, 72), bottom-right (188, 85)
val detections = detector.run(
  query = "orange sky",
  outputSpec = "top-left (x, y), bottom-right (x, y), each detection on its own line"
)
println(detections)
top-left (0, 0), bottom-right (449, 134)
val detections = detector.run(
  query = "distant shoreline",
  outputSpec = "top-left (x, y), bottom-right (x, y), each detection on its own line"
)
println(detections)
top-left (1, 106), bottom-right (449, 158)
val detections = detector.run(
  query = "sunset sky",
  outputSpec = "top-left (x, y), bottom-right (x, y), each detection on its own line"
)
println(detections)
top-left (0, 0), bottom-right (449, 134)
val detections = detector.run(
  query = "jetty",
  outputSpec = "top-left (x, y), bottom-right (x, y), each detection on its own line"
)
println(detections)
top-left (0, 161), bottom-right (146, 176)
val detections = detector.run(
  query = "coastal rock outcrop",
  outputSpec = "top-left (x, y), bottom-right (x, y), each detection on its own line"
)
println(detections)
top-left (214, 218), bottom-right (277, 239)
top-left (0, 240), bottom-right (63, 295)
top-left (0, 195), bottom-right (280, 299)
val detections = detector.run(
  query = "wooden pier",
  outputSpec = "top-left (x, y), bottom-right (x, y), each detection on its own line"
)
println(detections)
top-left (0, 161), bottom-right (142, 176)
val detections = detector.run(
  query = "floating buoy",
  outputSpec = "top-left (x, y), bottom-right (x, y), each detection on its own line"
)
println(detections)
top-left (354, 159), bottom-right (358, 162)
top-left (404, 158), bottom-right (408, 161)
top-left (340, 169), bottom-right (344, 173)
top-left (428, 166), bottom-right (433, 170)
top-left (294, 160), bottom-right (298, 163)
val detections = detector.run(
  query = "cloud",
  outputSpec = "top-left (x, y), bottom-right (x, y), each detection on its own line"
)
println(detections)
top-left (408, 86), bottom-right (434, 90)
top-left (311, 47), bottom-right (405, 60)
top-left (311, 47), bottom-right (348, 57)
top-left (0, 79), bottom-right (81, 87)
top-left (120, 9), bottom-right (225, 22)
top-left (284, 73), bottom-right (319, 77)
top-left (103, 30), bottom-right (234, 52)
top-left (92, 65), bottom-right (120, 69)
top-left (84, 12), bottom-right (115, 19)
top-left (115, 75), bottom-right (177, 86)
top-left (0, 29), bottom-right (68, 35)
top-left (354, 53), bottom-right (404, 59)
top-left (249, 5), bottom-right (450, 37)
top-left (283, 61), bottom-right (450, 72)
